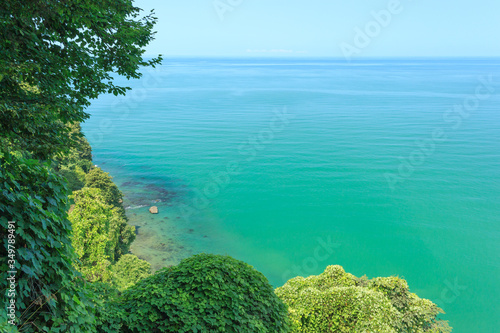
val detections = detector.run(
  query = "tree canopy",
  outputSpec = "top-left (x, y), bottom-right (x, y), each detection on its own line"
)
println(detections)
top-left (0, 0), bottom-right (162, 159)
top-left (85, 167), bottom-right (124, 209)
top-left (275, 265), bottom-right (452, 333)
top-left (69, 187), bottom-right (135, 282)
top-left (111, 254), bottom-right (151, 291)
top-left (120, 254), bottom-right (290, 332)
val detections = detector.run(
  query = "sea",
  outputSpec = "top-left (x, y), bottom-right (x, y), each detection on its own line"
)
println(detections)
top-left (83, 57), bottom-right (500, 332)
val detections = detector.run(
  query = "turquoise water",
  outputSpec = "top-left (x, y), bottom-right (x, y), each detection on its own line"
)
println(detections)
top-left (83, 58), bottom-right (500, 332)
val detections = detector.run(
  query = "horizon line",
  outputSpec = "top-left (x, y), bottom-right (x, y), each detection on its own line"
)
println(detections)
top-left (143, 54), bottom-right (500, 60)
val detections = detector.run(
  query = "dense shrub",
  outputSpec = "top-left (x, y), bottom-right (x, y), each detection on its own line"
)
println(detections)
top-left (88, 282), bottom-right (127, 333)
top-left (69, 188), bottom-right (135, 282)
top-left (112, 254), bottom-right (151, 291)
top-left (1, 0), bottom-right (160, 329)
top-left (69, 188), bottom-right (116, 282)
top-left (58, 164), bottom-right (87, 192)
top-left (365, 276), bottom-right (452, 332)
top-left (52, 123), bottom-right (93, 192)
top-left (275, 265), bottom-right (452, 333)
top-left (0, 319), bottom-right (20, 332)
top-left (120, 253), bottom-right (290, 332)
top-left (83, 167), bottom-right (136, 259)
top-left (113, 222), bottom-right (136, 261)
top-left (54, 123), bottom-right (93, 172)
top-left (85, 168), bottom-right (124, 209)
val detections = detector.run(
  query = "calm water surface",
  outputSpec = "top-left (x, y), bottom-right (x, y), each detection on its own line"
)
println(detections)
top-left (84, 58), bottom-right (500, 332)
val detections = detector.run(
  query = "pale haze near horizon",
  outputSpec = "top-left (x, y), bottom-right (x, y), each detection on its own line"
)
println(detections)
top-left (135, 0), bottom-right (500, 58)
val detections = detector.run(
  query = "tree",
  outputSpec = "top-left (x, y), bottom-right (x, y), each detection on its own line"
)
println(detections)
top-left (112, 214), bottom-right (136, 260)
top-left (0, 0), bottom-right (162, 159)
top-left (66, 122), bottom-right (93, 166)
top-left (120, 254), bottom-right (290, 332)
top-left (88, 282), bottom-right (127, 333)
top-left (85, 167), bottom-right (124, 209)
top-left (69, 188), bottom-right (116, 282)
top-left (57, 164), bottom-right (87, 192)
top-left (83, 168), bottom-right (136, 258)
top-left (275, 265), bottom-right (452, 333)
top-left (53, 122), bottom-right (93, 173)
top-left (69, 187), bottom-right (134, 282)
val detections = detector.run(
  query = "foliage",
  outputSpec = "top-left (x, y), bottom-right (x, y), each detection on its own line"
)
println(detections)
top-left (67, 122), bottom-right (93, 166)
top-left (69, 188), bottom-right (115, 282)
top-left (0, 152), bottom-right (95, 332)
top-left (53, 123), bottom-right (92, 170)
top-left (120, 253), bottom-right (290, 333)
top-left (69, 187), bottom-right (134, 282)
top-left (87, 282), bottom-right (126, 333)
top-left (58, 164), bottom-right (87, 192)
top-left (85, 167), bottom-right (124, 210)
top-left (275, 265), bottom-right (452, 333)
top-left (113, 219), bottom-right (136, 260)
top-left (0, 319), bottom-right (20, 333)
top-left (111, 254), bottom-right (151, 291)
top-left (83, 167), bottom-right (137, 260)
top-left (365, 276), bottom-right (452, 332)
top-left (52, 123), bottom-right (92, 172)
top-left (0, 0), bottom-right (162, 159)
top-left (84, 167), bottom-right (136, 258)
top-left (48, 123), bottom-right (92, 192)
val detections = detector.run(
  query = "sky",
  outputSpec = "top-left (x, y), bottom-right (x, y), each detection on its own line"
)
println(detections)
top-left (134, 0), bottom-right (500, 58)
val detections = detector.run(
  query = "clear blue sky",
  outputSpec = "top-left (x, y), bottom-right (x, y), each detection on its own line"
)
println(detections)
top-left (135, 0), bottom-right (500, 58)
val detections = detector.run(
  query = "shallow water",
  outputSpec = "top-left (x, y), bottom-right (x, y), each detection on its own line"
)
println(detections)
top-left (84, 58), bottom-right (500, 332)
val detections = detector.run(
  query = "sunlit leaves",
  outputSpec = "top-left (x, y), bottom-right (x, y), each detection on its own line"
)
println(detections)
top-left (276, 265), bottom-right (452, 333)
top-left (0, 0), bottom-right (162, 159)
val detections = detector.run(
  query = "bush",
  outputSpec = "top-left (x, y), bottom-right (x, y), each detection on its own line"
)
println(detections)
top-left (53, 123), bottom-right (93, 172)
top-left (275, 265), bottom-right (452, 333)
top-left (366, 276), bottom-right (451, 332)
top-left (83, 168), bottom-right (136, 258)
top-left (113, 220), bottom-right (136, 260)
top-left (85, 167), bottom-right (123, 209)
top-left (112, 254), bottom-right (151, 291)
top-left (121, 254), bottom-right (290, 332)
top-left (69, 187), bottom-right (135, 282)
top-left (58, 164), bottom-right (86, 192)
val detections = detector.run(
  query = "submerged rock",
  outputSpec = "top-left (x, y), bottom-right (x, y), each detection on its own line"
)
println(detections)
top-left (149, 206), bottom-right (159, 214)
top-left (122, 181), bottom-right (143, 186)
